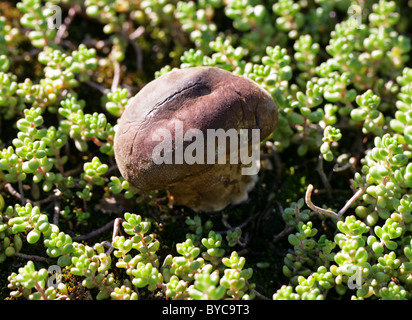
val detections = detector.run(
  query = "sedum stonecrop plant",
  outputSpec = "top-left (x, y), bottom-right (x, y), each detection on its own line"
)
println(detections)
top-left (1, 0), bottom-right (412, 301)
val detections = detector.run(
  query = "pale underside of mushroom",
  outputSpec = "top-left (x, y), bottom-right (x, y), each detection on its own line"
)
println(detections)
top-left (167, 153), bottom-right (259, 212)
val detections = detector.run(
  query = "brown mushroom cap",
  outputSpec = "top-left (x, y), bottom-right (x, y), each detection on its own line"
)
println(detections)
top-left (114, 66), bottom-right (277, 211)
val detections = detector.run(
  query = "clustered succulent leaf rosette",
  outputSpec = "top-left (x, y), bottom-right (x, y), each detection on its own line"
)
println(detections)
top-left (2, 0), bottom-right (412, 301)
top-left (4, 207), bottom-right (257, 300)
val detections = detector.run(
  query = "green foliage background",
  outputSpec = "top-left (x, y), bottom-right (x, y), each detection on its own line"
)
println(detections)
top-left (1, 0), bottom-right (412, 300)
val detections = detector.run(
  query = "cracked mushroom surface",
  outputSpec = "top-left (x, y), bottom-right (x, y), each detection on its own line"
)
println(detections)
top-left (114, 66), bottom-right (278, 212)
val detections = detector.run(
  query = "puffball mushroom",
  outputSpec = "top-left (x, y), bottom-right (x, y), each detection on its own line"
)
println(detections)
top-left (114, 66), bottom-right (277, 212)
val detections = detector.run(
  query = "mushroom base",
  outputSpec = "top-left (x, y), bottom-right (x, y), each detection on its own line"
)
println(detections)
top-left (166, 164), bottom-right (258, 212)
